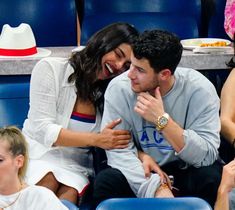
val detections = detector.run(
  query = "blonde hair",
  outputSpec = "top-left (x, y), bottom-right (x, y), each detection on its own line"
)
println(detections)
top-left (0, 126), bottom-right (28, 181)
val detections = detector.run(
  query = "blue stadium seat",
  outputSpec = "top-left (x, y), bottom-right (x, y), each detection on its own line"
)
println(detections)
top-left (0, 76), bottom-right (30, 129)
top-left (96, 197), bottom-right (212, 210)
top-left (80, 0), bottom-right (201, 44)
top-left (0, 0), bottom-right (77, 46)
top-left (208, 0), bottom-right (230, 39)
top-left (61, 199), bottom-right (79, 210)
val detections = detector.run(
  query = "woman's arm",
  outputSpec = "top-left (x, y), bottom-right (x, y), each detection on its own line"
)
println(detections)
top-left (55, 118), bottom-right (131, 149)
top-left (220, 68), bottom-right (235, 146)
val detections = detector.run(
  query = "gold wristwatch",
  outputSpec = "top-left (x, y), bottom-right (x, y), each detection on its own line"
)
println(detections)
top-left (156, 113), bottom-right (169, 131)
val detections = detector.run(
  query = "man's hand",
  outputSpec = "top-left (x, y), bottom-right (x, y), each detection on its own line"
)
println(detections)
top-left (138, 151), bottom-right (171, 188)
top-left (134, 87), bottom-right (165, 123)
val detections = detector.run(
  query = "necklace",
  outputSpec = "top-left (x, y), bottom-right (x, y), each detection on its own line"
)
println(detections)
top-left (0, 184), bottom-right (23, 209)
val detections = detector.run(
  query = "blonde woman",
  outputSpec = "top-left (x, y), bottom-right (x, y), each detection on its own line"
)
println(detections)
top-left (0, 126), bottom-right (68, 210)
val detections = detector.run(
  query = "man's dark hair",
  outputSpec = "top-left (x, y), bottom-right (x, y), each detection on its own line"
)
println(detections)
top-left (133, 30), bottom-right (183, 74)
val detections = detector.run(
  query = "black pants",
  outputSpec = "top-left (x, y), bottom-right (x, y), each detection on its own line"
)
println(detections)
top-left (92, 160), bottom-right (223, 209)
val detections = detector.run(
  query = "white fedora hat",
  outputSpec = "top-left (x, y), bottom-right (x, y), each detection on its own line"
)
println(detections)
top-left (0, 23), bottom-right (51, 58)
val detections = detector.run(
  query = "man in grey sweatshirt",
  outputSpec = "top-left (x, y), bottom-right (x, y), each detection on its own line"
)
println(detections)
top-left (93, 29), bottom-right (222, 208)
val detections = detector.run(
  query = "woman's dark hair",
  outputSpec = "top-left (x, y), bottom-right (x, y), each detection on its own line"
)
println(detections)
top-left (227, 33), bottom-right (235, 68)
top-left (68, 22), bottom-right (138, 112)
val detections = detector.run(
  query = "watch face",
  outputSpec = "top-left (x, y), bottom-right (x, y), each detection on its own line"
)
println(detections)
top-left (159, 116), bottom-right (168, 126)
top-left (156, 113), bottom-right (169, 131)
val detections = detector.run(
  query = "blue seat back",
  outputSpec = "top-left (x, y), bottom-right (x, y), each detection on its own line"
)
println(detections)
top-left (60, 199), bottom-right (79, 210)
top-left (0, 76), bottom-right (30, 129)
top-left (81, 0), bottom-right (201, 44)
top-left (0, 0), bottom-right (77, 46)
top-left (208, 0), bottom-right (230, 39)
top-left (83, 0), bottom-right (201, 15)
top-left (96, 198), bottom-right (212, 210)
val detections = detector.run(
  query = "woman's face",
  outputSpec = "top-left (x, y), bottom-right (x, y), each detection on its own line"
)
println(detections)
top-left (0, 140), bottom-right (22, 190)
top-left (98, 43), bottom-right (132, 80)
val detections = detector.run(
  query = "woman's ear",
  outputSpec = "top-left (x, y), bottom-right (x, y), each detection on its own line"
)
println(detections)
top-left (14, 154), bottom-right (24, 169)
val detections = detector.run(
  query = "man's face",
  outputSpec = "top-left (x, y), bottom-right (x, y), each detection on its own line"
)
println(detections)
top-left (128, 53), bottom-right (160, 93)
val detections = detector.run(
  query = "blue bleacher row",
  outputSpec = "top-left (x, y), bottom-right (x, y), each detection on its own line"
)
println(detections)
top-left (96, 197), bottom-right (212, 210)
top-left (80, 0), bottom-right (230, 45)
top-left (0, 0), bottom-right (230, 47)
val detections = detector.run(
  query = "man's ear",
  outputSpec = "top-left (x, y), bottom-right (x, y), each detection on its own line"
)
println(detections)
top-left (159, 69), bottom-right (172, 80)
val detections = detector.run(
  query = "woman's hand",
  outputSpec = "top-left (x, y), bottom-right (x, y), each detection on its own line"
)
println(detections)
top-left (96, 119), bottom-right (131, 150)
top-left (219, 159), bottom-right (235, 193)
top-left (138, 151), bottom-right (172, 188)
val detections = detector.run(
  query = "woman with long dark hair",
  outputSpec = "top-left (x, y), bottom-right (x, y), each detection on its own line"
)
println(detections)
top-left (22, 22), bottom-right (138, 206)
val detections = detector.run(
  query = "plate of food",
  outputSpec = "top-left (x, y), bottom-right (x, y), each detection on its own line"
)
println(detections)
top-left (181, 38), bottom-right (231, 50)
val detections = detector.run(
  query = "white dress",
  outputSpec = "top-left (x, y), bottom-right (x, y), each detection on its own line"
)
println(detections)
top-left (0, 185), bottom-right (68, 210)
top-left (25, 111), bottom-right (99, 196)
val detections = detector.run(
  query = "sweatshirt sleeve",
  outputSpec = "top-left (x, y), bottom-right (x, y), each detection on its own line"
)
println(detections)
top-left (176, 82), bottom-right (221, 167)
top-left (101, 80), bottom-right (161, 197)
